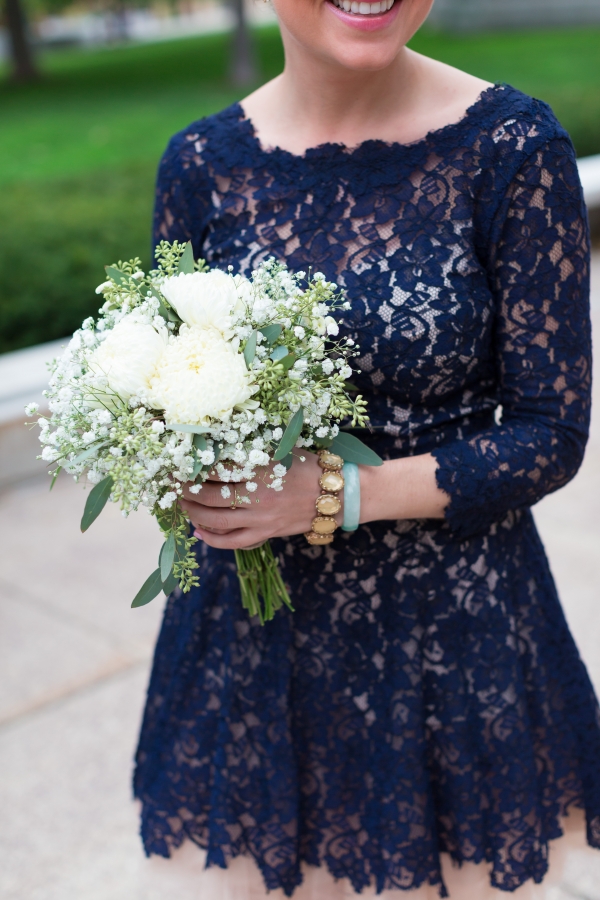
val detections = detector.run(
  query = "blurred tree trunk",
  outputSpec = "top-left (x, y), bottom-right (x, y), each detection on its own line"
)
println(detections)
top-left (4, 0), bottom-right (39, 82)
top-left (229, 0), bottom-right (257, 86)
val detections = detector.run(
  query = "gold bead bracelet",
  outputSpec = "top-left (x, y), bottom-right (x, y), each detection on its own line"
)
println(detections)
top-left (305, 450), bottom-right (344, 546)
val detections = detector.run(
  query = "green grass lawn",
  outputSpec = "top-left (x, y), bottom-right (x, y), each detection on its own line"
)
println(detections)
top-left (1, 24), bottom-right (598, 352)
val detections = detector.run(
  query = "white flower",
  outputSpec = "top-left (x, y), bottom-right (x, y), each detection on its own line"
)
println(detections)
top-left (189, 484), bottom-right (202, 494)
top-left (199, 450), bottom-right (215, 465)
top-left (25, 402), bottom-right (39, 416)
top-left (325, 317), bottom-right (339, 336)
top-left (95, 281), bottom-right (112, 294)
top-left (253, 409), bottom-right (267, 425)
top-left (248, 448), bottom-right (269, 466)
top-left (246, 482), bottom-right (257, 492)
top-left (158, 491), bottom-right (178, 509)
top-left (160, 270), bottom-right (249, 336)
top-left (272, 427), bottom-right (283, 440)
top-left (272, 464), bottom-right (287, 477)
top-left (294, 326), bottom-right (306, 339)
top-left (313, 317), bottom-right (327, 336)
top-left (316, 426), bottom-right (329, 438)
top-left (221, 485), bottom-right (231, 499)
top-left (88, 313), bottom-right (168, 401)
top-left (41, 445), bottom-right (60, 462)
top-left (321, 359), bottom-right (334, 375)
top-left (151, 420), bottom-right (165, 434)
top-left (150, 325), bottom-right (255, 425)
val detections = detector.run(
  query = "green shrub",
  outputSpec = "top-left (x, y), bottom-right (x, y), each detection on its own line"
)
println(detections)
top-left (1, 25), bottom-right (598, 352)
top-left (0, 164), bottom-right (155, 352)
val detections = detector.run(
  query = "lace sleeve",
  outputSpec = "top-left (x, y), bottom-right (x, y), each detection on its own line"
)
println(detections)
top-left (152, 127), bottom-right (213, 255)
top-left (432, 136), bottom-right (592, 539)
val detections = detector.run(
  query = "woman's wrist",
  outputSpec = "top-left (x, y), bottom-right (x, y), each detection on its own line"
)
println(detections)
top-left (358, 454), bottom-right (449, 524)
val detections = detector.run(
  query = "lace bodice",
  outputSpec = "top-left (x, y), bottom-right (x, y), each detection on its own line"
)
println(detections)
top-left (152, 85), bottom-right (591, 538)
top-left (135, 85), bottom-right (600, 897)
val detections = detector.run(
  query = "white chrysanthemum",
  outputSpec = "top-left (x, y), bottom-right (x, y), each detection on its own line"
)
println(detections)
top-left (88, 314), bottom-right (168, 400)
top-left (161, 270), bottom-right (251, 336)
top-left (149, 325), bottom-right (255, 425)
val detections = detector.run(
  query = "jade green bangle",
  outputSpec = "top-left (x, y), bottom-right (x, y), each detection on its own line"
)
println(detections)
top-left (341, 462), bottom-right (360, 532)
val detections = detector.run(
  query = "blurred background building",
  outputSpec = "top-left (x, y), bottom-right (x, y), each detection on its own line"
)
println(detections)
top-left (430, 0), bottom-right (600, 29)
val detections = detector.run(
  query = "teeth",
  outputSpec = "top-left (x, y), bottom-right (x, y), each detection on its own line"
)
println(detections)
top-left (332, 0), bottom-right (394, 13)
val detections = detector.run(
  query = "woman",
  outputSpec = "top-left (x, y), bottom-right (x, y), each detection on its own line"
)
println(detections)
top-left (134, 0), bottom-right (600, 896)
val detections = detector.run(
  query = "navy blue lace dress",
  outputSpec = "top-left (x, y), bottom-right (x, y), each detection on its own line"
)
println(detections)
top-left (134, 85), bottom-right (600, 896)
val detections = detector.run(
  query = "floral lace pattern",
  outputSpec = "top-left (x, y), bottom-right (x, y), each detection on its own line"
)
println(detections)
top-left (134, 86), bottom-right (600, 896)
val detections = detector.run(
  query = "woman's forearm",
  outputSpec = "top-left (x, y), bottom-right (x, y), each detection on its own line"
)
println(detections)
top-left (360, 453), bottom-right (449, 523)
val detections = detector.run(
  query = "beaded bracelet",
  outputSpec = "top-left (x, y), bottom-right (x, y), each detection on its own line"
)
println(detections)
top-left (305, 450), bottom-right (345, 546)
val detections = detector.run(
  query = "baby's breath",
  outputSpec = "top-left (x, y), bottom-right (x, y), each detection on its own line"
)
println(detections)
top-left (28, 244), bottom-right (370, 616)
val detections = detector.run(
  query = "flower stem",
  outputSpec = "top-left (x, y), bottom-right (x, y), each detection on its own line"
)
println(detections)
top-left (234, 541), bottom-right (294, 624)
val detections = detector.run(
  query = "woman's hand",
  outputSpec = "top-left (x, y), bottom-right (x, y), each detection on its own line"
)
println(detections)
top-left (179, 452), bottom-right (333, 551)
top-left (179, 451), bottom-right (449, 551)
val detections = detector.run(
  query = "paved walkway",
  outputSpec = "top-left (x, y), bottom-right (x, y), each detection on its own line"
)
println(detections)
top-left (1, 266), bottom-right (599, 899)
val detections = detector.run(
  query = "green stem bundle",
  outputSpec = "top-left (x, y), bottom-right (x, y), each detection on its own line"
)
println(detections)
top-left (234, 542), bottom-right (294, 624)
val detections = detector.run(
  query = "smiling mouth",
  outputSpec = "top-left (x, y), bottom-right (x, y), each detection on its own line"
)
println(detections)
top-left (329, 0), bottom-right (396, 14)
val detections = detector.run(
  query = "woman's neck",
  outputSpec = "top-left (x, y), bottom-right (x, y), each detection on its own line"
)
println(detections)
top-left (277, 45), bottom-right (419, 144)
top-left (241, 47), bottom-right (492, 156)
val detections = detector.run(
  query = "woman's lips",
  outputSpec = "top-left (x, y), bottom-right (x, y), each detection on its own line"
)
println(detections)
top-left (326, 0), bottom-right (401, 31)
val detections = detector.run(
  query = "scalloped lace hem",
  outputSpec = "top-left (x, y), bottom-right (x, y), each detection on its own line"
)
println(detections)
top-left (137, 810), bottom-right (597, 899)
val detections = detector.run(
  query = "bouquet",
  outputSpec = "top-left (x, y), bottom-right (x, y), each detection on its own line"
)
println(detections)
top-left (26, 241), bottom-right (380, 622)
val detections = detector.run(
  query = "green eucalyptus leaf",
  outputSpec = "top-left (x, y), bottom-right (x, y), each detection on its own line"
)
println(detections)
top-left (160, 532), bottom-right (176, 583)
top-left (193, 434), bottom-right (207, 451)
top-left (280, 453), bottom-right (294, 470)
top-left (49, 466), bottom-right (62, 491)
top-left (105, 266), bottom-right (130, 286)
top-left (192, 458), bottom-right (204, 480)
top-left (167, 423), bottom-right (210, 434)
top-left (80, 476), bottom-right (114, 532)
top-left (177, 242), bottom-right (195, 274)
top-left (162, 570), bottom-right (178, 595)
top-left (270, 345), bottom-right (289, 362)
top-left (244, 331), bottom-right (258, 368)
top-left (273, 408), bottom-right (304, 461)
top-left (131, 568), bottom-right (163, 608)
top-left (259, 324), bottom-right (283, 346)
top-left (329, 433), bottom-right (383, 466)
top-left (147, 286), bottom-right (171, 321)
top-left (213, 443), bottom-right (223, 465)
top-left (68, 440), bottom-right (110, 467)
top-left (279, 353), bottom-right (296, 372)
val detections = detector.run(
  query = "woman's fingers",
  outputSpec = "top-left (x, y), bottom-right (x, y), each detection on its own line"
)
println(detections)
top-left (179, 499), bottom-right (254, 533)
top-left (181, 481), bottom-right (253, 508)
top-left (194, 526), bottom-right (263, 551)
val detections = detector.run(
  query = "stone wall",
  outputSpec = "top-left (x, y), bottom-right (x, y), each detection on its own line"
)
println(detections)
top-left (428, 0), bottom-right (600, 30)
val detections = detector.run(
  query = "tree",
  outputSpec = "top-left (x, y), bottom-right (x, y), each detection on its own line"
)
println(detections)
top-left (4, 0), bottom-right (39, 81)
top-left (229, 0), bottom-right (257, 86)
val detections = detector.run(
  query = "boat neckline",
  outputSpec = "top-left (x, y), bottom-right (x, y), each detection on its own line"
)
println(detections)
top-left (232, 83), bottom-right (505, 161)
